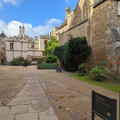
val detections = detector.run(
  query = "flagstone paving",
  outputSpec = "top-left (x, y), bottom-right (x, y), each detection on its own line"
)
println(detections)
top-left (0, 75), bottom-right (59, 120)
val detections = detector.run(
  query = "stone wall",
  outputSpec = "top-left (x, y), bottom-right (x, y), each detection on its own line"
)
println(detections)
top-left (89, 0), bottom-right (111, 65)
top-left (58, 0), bottom-right (118, 66)
top-left (107, 1), bottom-right (120, 61)
top-left (59, 20), bottom-right (89, 45)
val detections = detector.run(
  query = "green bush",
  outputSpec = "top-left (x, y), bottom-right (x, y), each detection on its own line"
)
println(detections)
top-left (37, 57), bottom-right (46, 64)
top-left (46, 55), bottom-right (57, 63)
top-left (77, 64), bottom-right (87, 76)
top-left (54, 37), bottom-right (91, 72)
top-left (24, 59), bottom-right (31, 66)
top-left (90, 65), bottom-right (109, 81)
top-left (37, 63), bottom-right (57, 69)
top-left (10, 57), bottom-right (31, 66)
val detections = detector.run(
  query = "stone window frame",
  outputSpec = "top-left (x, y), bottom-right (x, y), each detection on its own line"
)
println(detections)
top-left (31, 44), bottom-right (34, 49)
top-left (118, 1), bottom-right (120, 16)
top-left (118, 26), bottom-right (120, 34)
top-left (10, 42), bottom-right (14, 50)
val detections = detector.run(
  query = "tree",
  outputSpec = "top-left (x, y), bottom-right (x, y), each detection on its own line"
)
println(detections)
top-left (54, 37), bottom-right (91, 72)
top-left (45, 36), bottom-right (58, 63)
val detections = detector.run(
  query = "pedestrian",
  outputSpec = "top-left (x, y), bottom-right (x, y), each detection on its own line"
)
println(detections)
top-left (23, 62), bottom-right (27, 71)
top-left (56, 64), bottom-right (62, 73)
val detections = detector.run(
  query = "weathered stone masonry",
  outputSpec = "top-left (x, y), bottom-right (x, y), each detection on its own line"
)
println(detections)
top-left (53, 0), bottom-right (120, 66)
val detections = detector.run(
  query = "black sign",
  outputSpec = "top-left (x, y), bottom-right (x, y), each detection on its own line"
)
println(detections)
top-left (92, 91), bottom-right (117, 120)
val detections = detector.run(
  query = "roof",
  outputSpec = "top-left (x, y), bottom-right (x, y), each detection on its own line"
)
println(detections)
top-left (59, 20), bottom-right (67, 29)
top-left (0, 31), bottom-right (7, 38)
top-left (93, 0), bottom-right (105, 8)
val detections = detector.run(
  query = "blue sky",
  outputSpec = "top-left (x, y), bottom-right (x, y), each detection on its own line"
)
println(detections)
top-left (0, 0), bottom-right (78, 37)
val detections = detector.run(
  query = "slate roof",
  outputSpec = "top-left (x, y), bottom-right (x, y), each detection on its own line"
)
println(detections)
top-left (0, 31), bottom-right (7, 38)
top-left (59, 20), bottom-right (67, 29)
top-left (93, 0), bottom-right (105, 8)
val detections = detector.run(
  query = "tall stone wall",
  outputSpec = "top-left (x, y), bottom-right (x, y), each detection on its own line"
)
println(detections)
top-left (89, 0), bottom-right (111, 65)
top-left (59, 20), bottom-right (89, 45)
top-left (58, 0), bottom-right (117, 66)
top-left (107, 1), bottom-right (120, 61)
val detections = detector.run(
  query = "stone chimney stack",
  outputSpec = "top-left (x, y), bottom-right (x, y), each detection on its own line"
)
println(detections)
top-left (66, 7), bottom-right (71, 19)
top-left (19, 26), bottom-right (22, 37)
top-left (22, 26), bottom-right (25, 38)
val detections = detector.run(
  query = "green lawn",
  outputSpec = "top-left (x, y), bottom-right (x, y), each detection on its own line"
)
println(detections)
top-left (72, 74), bottom-right (120, 93)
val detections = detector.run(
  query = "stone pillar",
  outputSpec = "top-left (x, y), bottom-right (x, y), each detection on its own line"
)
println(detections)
top-left (22, 26), bottom-right (25, 38)
top-left (19, 26), bottom-right (22, 37)
top-left (65, 7), bottom-right (71, 19)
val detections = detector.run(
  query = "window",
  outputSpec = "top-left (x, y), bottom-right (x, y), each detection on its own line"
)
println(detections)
top-left (32, 58), bottom-right (38, 61)
top-left (118, 26), bottom-right (120, 34)
top-left (31, 44), bottom-right (34, 49)
top-left (118, 1), bottom-right (120, 15)
top-left (44, 40), bottom-right (47, 48)
top-left (10, 43), bottom-right (14, 50)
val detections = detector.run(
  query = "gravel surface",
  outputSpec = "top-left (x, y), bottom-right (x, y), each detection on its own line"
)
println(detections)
top-left (0, 66), bottom-right (119, 120)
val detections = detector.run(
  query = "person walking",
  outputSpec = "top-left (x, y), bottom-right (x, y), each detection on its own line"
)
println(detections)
top-left (23, 62), bottom-right (27, 71)
top-left (56, 64), bottom-right (62, 72)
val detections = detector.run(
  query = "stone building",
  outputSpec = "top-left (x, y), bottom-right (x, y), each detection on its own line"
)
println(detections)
top-left (53, 0), bottom-right (120, 66)
top-left (2, 26), bottom-right (50, 63)
top-left (0, 31), bottom-right (6, 64)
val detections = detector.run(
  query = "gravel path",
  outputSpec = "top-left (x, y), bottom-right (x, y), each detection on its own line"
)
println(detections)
top-left (38, 70), bottom-right (119, 120)
top-left (0, 66), bottom-right (119, 120)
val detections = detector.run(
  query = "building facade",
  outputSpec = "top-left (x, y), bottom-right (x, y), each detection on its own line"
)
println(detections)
top-left (53, 0), bottom-right (120, 66)
top-left (0, 31), bottom-right (6, 64)
top-left (1, 26), bottom-right (50, 63)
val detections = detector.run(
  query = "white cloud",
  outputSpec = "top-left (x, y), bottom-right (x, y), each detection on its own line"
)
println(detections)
top-left (0, 0), bottom-right (23, 7)
top-left (0, 2), bottom-right (2, 7)
top-left (45, 18), bottom-right (61, 25)
top-left (0, 18), bottom-right (62, 37)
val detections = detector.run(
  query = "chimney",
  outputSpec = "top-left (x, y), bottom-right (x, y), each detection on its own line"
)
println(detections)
top-left (65, 7), bottom-right (71, 19)
top-left (19, 26), bottom-right (22, 37)
top-left (22, 26), bottom-right (25, 37)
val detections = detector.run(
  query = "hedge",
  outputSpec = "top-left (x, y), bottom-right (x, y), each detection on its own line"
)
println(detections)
top-left (54, 37), bottom-right (91, 72)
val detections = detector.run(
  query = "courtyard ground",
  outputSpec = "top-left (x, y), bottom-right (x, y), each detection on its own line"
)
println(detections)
top-left (0, 66), bottom-right (119, 120)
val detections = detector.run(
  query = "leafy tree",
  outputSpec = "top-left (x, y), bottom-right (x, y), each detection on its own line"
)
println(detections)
top-left (45, 36), bottom-right (58, 63)
top-left (54, 37), bottom-right (91, 72)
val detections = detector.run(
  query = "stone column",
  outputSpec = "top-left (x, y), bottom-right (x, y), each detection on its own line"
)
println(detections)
top-left (19, 26), bottom-right (22, 37)
top-left (22, 26), bottom-right (25, 38)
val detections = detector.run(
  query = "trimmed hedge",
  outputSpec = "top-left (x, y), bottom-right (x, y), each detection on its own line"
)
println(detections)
top-left (37, 63), bottom-right (57, 69)
top-left (10, 57), bottom-right (31, 66)
top-left (54, 37), bottom-right (91, 72)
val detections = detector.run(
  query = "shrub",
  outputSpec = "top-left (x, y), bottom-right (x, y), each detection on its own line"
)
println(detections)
top-left (37, 63), bottom-right (57, 69)
top-left (46, 55), bottom-right (57, 63)
top-left (54, 37), bottom-right (91, 72)
top-left (77, 64), bottom-right (87, 76)
top-left (10, 57), bottom-right (31, 66)
top-left (37, 57), bottom-right (46, 64)
top-left (10, 57), bottom-right (24, 66)
top-left (24, 59), bottom-right (31, 66)
top-left (90, 65), bottom-right (109, 81)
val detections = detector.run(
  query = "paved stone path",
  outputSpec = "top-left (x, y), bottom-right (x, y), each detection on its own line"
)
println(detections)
top-left (0, 75), bottom-right (59, 120)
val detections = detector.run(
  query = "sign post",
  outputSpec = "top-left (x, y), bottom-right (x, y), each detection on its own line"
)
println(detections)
top-left (92, 91), bottom-right (117, 120)
top-left (119, 92), bottom-right (120, 120)
top-left (92, 91), bottom-right (95, 120)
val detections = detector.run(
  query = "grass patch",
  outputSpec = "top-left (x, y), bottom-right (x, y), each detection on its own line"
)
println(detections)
top-left (37, 63), bottom-right (57, 69)
top-left (72, 74), bottom-right (120, 93)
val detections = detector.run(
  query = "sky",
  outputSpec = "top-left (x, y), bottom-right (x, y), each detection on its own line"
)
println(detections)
top-left (0, 0), bottom-right (78, 37)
